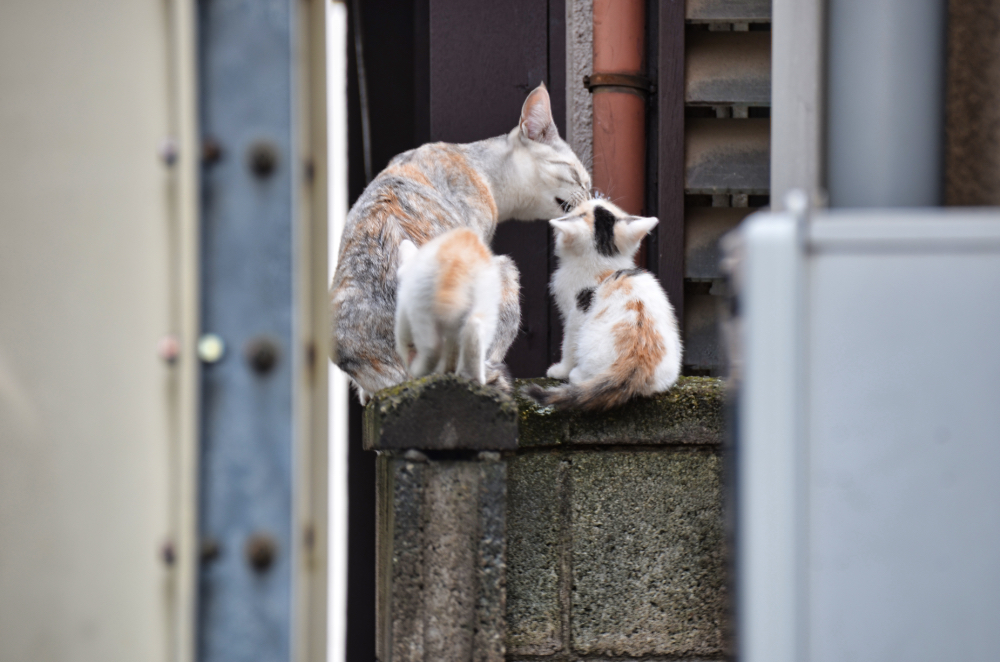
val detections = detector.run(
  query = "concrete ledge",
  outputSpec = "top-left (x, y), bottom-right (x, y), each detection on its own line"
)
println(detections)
top-left (364, 374), bottom-right (518, 451)
top-left (516, 376), bottom-right (724, 447)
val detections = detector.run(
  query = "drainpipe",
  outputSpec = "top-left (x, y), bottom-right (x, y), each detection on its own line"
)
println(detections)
top-left (826, 0), bottom-right (946, 207)
top-left (590, 0), bottom-right (649, 258)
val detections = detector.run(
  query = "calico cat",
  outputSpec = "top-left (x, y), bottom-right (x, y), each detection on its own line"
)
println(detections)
top-left (329, 84), bottom-right (591, 403)
top-left (395, 229), bottom-right (512, 385)
top-left (524, 199), bottom-right (682, 410)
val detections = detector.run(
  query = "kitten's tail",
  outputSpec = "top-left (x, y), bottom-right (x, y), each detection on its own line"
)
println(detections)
top-left (521, 371), bottom-right (642, 411)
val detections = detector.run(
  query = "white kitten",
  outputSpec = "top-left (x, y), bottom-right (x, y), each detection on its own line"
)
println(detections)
top-left (395, 228), bottom-right (507, 385)
top-left (524, 200), bottom-right (682, 410)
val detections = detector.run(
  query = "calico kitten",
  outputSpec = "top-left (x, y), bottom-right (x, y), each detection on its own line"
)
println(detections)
top-left (330, 84), bottom-right (591, 403)
top-left (524, 200), bottom-right (682, 410)
top-left (395, 229), bottom-right (513, 385)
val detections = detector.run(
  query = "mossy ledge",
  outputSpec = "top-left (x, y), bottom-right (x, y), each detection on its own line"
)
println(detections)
top-left (364, 373), bottom-right (518, 451)
top-left (515, 376), bottom-right (725, 447)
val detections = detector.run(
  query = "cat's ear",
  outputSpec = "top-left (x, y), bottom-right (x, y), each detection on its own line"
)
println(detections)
top-left (398, 239), bottom-right (419, 269)
top-left (550, 216), bottom-right (582, 234)
top-left (621, 216), bottom-right (659, 243)
top-left (550, 217), bottom-right (588, 243)
top-left (549, 218), bottom-right (572, 234)
top-left (520, 83), bottom-right (559, 144)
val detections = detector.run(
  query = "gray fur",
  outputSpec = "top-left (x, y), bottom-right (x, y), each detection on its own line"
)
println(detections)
top-left (330, 85), bottom-right (590, 401)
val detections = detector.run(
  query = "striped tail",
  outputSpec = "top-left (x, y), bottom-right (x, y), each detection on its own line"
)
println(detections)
top-left (521, 373), bottom-right (640, 411)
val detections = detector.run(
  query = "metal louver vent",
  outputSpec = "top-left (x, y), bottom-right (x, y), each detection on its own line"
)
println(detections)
top-left (682, 0), bottom-right (772, 375)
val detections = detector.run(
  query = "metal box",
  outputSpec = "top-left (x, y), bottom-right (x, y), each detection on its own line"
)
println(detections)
top-left (729, 207), bottom-right (1000, 662)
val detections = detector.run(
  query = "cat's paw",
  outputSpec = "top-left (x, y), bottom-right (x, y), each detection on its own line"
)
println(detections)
top-left (568, 367), bottom-right (586, 384)
top-left (546, 363), bottom-right (570, 380)
top-left (357, 387), bottom-right (370, 406)
top-left (485, 361), bottom-right (513, 392)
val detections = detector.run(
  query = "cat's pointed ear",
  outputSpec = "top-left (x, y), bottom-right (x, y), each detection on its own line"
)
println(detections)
top-left (550, 217), bottom-right (589, 244)
top-left (549, 216), bottom-right (581, 234)
top-left (398, 239), bottom-right (419, 268)
top-left (549, 218), bottom-right (571, 234)
top-left (621, 216), bottom-right (659, 243)
top-left (520, 83), bottom-right (559, 144)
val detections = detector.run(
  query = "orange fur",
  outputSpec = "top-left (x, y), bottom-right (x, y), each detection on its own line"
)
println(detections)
top-left (434, 229), bottom-right (492, 314)
top-left (601, 274), bottom-right (634, 297)
top-left (611, 299), bottom-right (665, 389)
top-left (385, 162), bottom-right (433, 188)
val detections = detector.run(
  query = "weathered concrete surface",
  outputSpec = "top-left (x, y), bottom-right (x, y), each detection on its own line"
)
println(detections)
top-left (567, 0), bottom-right (594, 177)
top-left (945, 0), bottom-right (1000, 205)
top-left (570, 451), bottom-right (726, 657)
top-left (365, 374), bottom-right (518, 451)
top-left (475, 457), bottom-right (507, 661)
top-left (505, 453), bottom-right (564, 656)
top-left (376, 453), bottom-right (508, 662)
top-left (423, 462), bottom-right (478, 659)
top-left (373, 376), bottom-right (728, 660)
top-left (516, 376), bottom-right (724, 447)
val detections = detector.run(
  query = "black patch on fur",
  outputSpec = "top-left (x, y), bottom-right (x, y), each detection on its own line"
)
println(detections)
top-left (593, 205), bottom-right (619, 256)
top-left (576, 287), bottom-right (595, 312)
top-left (610, 267), bottom-right (645, 280)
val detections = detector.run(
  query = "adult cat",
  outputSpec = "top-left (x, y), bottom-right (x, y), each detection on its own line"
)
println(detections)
top-left (330, 84), bottom-right (591, 402)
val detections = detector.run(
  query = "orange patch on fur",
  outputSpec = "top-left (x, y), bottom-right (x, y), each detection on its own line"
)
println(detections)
top-left (357, 351), bottom-right (386, 375)
top-left (602, 275), bottom-right (634, 297)
top-left (399, 216), bottom-right (436, 244)
top-left (385, 162), bottom-right (433, 188)
top-left (434, 229), bottom-right (491, 315)
top-left (611, 298), bottom-right (665, 388)
top-left (369, 188), bottom-right (436, 244)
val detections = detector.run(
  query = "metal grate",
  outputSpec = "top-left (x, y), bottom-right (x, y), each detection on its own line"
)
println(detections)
top-left (682, 2), bottom-right (772, 376)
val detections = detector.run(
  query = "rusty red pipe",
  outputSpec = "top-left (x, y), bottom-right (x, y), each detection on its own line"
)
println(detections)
top-left (592, 0), bottom-right (647, 228)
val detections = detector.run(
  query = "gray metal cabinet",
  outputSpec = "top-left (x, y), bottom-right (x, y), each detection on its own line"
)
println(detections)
top-left (731, 207), bottom-right (1000, 662)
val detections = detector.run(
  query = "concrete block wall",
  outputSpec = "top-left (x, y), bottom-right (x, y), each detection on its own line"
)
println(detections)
top-left (366, 376), bottom-right (519, 662)
top-left (507, 377), bottom-right (728, 661)
top-left (366, 375), bottom-right (728, 661)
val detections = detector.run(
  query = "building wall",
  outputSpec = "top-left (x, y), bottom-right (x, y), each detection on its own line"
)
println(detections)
top-left (945, 0), bottom-right (1000, 205)
top-left (566, 0), bottom-right (594, 177)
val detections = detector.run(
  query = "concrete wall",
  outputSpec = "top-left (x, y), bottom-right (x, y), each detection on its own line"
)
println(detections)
top-left (567, 0), bottom-right (594, 176)
top-left (507, 377), bottom-right (728, 660)
top-left (364, 375), bottom-right (728, 662)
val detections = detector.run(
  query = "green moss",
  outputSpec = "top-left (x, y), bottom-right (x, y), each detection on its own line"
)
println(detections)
top-left (364, 374), bottom-right (518, 451)
top-left (515, 376), bottom-right (725, 447)
top-left (370, 373), bottom-right (518, 417)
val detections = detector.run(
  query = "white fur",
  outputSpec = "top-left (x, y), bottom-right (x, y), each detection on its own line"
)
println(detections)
top-left (572, 270), bottom-right (682, 393)
top-left (394, 232), bottom-right (503, 385)
top-left (546, 200), bottom-right (659, 379)
top-left (463, 84), bottom-right (592, 224)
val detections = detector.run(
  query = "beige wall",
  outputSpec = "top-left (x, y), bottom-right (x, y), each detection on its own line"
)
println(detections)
top-left (0, 1), bottom-right (197, 660)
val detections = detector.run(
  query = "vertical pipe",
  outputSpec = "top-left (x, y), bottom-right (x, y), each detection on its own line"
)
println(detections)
top-left (771, 0), bottom-right (825, 209)
top-left (826, 0), bottom-right (947, 207)
top-left (592, 0), bottom-right (646, 218)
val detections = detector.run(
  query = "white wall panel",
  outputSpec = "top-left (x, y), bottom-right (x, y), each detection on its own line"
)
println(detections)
top-left (0, 1), bottom-right (197, 660)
